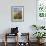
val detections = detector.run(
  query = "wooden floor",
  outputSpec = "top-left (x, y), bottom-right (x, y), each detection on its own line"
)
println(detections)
top-left (0, 42), bottom-right (46, 46)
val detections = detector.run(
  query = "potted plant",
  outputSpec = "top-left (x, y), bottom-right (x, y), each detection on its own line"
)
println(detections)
top-left (32, 25), bottom-right (39, 30)
top-left (32, 24), bottom-right (45, 30)
top-left (40, 26), bottom-right (45, 29)
top-left (33, 32), bottom-right (46, 43)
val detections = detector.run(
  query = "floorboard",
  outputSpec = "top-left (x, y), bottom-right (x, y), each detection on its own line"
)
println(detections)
top-left (0, 42), bottom-right (46, 46)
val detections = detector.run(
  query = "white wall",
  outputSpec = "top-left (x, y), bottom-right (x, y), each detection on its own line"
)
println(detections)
top-left (0, 0), bottom-right (36, 34)
top-left (0, 0), bottom-right (36, 42)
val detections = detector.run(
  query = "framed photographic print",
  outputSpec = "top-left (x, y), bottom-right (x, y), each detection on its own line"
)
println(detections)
top-left (36, 0), bottom-right (46, 26)
top-left (37, 0), bottom-right (46, 19)
top-left (11, 6), bottom-right (24, 22)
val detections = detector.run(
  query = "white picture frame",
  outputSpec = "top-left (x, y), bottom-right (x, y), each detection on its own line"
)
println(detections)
top-left (11, 6), bottom-right (24, 22)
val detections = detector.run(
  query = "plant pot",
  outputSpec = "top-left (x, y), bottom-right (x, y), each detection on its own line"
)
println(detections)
top-left (37, 39), bottom-right (40, 43)
top-left (37, 39), bottom-right (44, 44)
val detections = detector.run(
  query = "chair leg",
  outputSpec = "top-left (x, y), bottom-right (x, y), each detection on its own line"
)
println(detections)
top-left (4, 33), bottom-right (7, 46)
top-left (15, 34), bottom-right (18, 46)
top-left (4, 41), bottom-right (7, 46)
